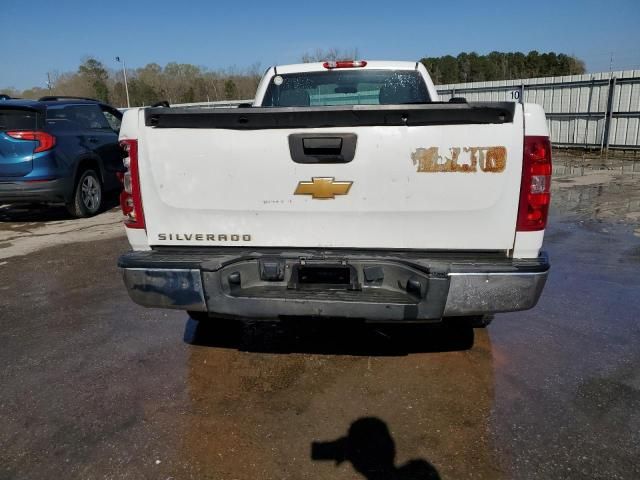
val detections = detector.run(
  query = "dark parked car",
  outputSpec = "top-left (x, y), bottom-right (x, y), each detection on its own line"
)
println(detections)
top-left (0, 96), bottom-right (123, 217)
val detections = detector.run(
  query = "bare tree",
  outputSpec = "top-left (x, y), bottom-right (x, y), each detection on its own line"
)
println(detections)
top-left (301, 48), bottom-right (360, 63)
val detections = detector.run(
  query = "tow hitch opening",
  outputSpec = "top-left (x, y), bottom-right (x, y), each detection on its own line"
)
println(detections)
top-left (289, 264), bottom-right (360, 290)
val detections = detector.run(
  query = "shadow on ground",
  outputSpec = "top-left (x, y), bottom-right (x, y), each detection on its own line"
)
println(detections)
top-left (312, 417), bottom-right (441, 479)
top-left (183, 316), bottom-right (475, 356)
top-left (0, 193), bottom-right (119, 222)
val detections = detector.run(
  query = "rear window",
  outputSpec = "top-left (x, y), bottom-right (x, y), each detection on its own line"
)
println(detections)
top-left (0, 108), bottom-right (41, 131)
top-left (46, 104), bottom-right (111, 130)
top-left (262, 69), bottom-right (430, 107)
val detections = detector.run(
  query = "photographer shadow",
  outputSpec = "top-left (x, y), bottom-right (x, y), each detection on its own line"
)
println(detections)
top-left (184, 316), bottom-right (474, 355)
top-left (312, 417), bottom-right (440, 480)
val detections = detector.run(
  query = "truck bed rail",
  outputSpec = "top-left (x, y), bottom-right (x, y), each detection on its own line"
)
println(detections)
top-left (144, 102), bottom-right (516, 130)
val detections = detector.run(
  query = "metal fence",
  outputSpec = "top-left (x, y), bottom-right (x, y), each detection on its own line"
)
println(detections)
top-left (437, 70), bottom-right (640, 151)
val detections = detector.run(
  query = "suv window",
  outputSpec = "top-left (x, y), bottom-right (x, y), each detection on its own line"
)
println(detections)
top-left (46, 104), bottom-right (112, 130)
top-left (100, 107), bottom-right (122, 132)
top-left (262, 69), bottom-right (430, 107)
top-left (0, 108), bottom-right (42, 130)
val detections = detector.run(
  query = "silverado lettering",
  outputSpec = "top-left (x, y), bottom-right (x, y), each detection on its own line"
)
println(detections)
top-left (157, 233), bottom-right (252, 241)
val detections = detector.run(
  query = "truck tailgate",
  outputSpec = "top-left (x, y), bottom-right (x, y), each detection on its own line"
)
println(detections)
top-left (135, 104), bottom-right (524, 251)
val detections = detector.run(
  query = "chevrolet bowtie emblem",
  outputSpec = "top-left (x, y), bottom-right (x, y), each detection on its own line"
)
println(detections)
top-left (294, 177), bottom-right (353, 199)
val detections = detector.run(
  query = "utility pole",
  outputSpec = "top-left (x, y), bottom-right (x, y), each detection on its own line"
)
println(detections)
top-left (211, 82), bottom-right (219, 101)
top-left (115, 56), bottom-right (131, 108)
top-left (609, 52), bottom-right (613, 75)
top-left (46, 72), bottom-right (52, 93)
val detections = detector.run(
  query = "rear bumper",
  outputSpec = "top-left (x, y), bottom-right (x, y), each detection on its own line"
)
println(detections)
top-left (0, 178), bottom-right (70, 203)
top-left (118, 248), bottom-right (549, 322)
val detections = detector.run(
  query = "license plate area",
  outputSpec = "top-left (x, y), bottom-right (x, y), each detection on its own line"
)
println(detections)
top-left (288, 263), bottom-right (360, 290)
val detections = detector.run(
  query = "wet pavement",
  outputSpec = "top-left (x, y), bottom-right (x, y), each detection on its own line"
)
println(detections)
top-left (0, 156), bottom-right (639, 479)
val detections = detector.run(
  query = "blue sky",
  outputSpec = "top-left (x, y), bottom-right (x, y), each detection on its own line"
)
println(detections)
top-left (1, 0), bottom-right (639, 89)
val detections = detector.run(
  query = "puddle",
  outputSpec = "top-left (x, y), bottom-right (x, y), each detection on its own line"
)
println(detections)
top-left (553, 158), bottom-right (640, 179)
top-left (551, 156), bottom-right (640, 225)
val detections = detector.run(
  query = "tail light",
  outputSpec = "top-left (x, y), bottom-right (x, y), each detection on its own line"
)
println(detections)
top-left (6, 130), bottom-right (56, 152)
top-left (118, 139), bottom-right (145, 229)
top-left (323, 60), bottom-right (367, 69)
top-left (517, 136), bottom-right (552, 231)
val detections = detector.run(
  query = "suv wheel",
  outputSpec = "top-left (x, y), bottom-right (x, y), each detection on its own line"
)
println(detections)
top-left (67, 169), bottom-right (103, 218)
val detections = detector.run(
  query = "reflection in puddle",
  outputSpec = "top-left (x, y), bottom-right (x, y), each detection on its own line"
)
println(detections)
top-left (553, 157), bottom-right (640, 178)
top-left (551, 156), bottom-right (640, 225)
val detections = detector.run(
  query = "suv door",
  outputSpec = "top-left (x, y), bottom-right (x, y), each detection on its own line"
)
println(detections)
top-left (65, 104), bottom-right (123, 191)
top-left (96, 105), bottom-right (124, 190)
top-left (47, 104), bottom-right (123, 190)
top-left (47, 103), bottom-right (124, 191)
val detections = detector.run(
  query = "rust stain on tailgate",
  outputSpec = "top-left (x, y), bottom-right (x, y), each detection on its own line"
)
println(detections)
top-left (411, 147), bottom-right (507, 173)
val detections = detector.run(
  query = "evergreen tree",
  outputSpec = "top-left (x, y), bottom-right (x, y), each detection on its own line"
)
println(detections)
top-left (420, 51), bottom-right (585, 83)
top-left (78, 58), bottom-right (110, 102)
top-left (224, 80), bottom-right (238, 100)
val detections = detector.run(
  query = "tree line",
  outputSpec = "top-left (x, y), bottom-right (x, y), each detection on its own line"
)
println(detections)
top-left (420, 51), bottom-right (585, 85)
top-left (2, 51), bottom-right (586, 107)
top-left (1, 57), bottom-right (262, 107)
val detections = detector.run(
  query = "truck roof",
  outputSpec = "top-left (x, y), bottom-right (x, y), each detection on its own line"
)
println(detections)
top-left (274, 60), bottom-right (420, 75)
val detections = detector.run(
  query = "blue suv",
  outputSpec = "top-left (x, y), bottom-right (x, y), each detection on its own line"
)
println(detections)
top-left (0, 96), bottom-right (123, 217)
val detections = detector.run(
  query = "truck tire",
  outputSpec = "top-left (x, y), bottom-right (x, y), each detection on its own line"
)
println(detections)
top-left (468, 315), bottom-right (493, 328)
top-left (66, 169), bottom-right (103, 218)
top-left (188, 311), bottom-right (210, 322)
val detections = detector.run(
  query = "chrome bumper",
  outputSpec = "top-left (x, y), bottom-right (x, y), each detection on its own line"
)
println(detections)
top-left (443, 271), bottom-right (548, 315)
top-left (122, 268), bottom-right (207, 312)
top-left (119, 250), bottom-right (549, 321)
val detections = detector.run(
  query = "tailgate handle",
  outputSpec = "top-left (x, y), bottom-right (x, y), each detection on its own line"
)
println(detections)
top-left (289, 133), bottom-right (357, 164)
top-left (303, 137), bottom-right (342, 153)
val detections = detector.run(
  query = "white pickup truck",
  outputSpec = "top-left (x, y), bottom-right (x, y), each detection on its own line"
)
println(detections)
top-left (117, 60), bottom-right (550, 326)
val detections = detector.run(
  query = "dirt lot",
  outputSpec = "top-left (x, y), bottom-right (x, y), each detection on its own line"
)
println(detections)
top-left (1, 156), bottom-right (639, 479)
